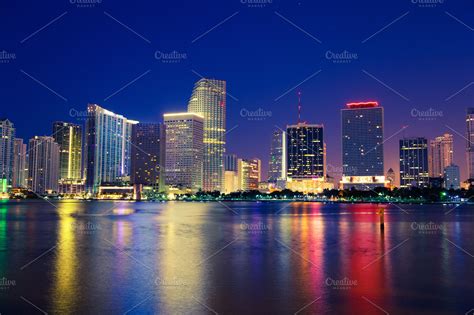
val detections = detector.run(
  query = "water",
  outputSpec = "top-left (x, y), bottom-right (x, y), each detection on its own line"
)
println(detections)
top-left (0, 200), bottom-right (473, 314)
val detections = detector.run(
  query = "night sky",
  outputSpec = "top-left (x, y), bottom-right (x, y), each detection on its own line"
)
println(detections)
top-left (1, 0), bottom-right (473, 185)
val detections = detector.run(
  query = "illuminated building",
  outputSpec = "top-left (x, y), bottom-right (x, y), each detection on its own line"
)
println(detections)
top-left (224, 154), bottom-right (238, 172)
top-left (188, 78), bottom-right (226, 192)
top-left (386, 168), bottom-right (396, 189)
top-left (444, 164), bottom-right (460, 190)
top-left (268, 129), bottom-right (286, 183)
top-left (164, 113), bottom-right (204, 192)
top-left (52, 122), bottom-right (82, 181)
top-left (224, 170), bottom-right (239, 193)
top-left (130, 123), bottom-right (165, 196)
top-left (399, 137), bottom-right (429, 188)
top-left (429, 133), bottom-right (453, 178)
top-left (341, 102), bottom-right (385, 190)
top-left (238, 158), bottom-right (261, 191)
top-left (13, 138), bottom-right (27, 188)
top-left (0, 119), bottom-right (15, 192)
top-left (85, 104), bottom-right (138, 193)
top-left (28, 136), bottom-right (60, 194)
top-left (466, 108), bottom-right (474, 179)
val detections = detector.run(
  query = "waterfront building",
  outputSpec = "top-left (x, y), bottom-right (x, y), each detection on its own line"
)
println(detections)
top-left (386, 168), bottom-right (396, 189)
top-left (429, 133), bottom-right (453, 178)
top-left (188, 78), bottom-right (226, 192)
top-left (237, 158), bottom-right (261, 191)
top-left (444, 164), bottom-right (460, 190)
top-left (268, 128), bottom-right (286, 183)
top-left (164, 113), bottom-right (204, 193)
top-left (466, 108), bottom-right (474, 179)
top-left (399, 137), bottom-right (429, 188)
top-left (224, 154), bottom-right (238, 172)
top-left (224, 170), bottom-right (239, 194)
top-left (84, 104), bottom-right (138, 193)
top-left (27, 136), bottom-right (60, 194)
top-left (52, 121), bottom-right (82, 181)
top-left (0, 119), bottom-right (15, 192)
top-left (130, 123), bottom-right (165, 196)
top-left (341, 102), bottom-right (385, 190)
top-left (12, 138), bottom-right (27, 188)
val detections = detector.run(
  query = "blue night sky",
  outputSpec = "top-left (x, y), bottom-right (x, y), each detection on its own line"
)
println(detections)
top-left (1, 0), bottom-right (473, 184)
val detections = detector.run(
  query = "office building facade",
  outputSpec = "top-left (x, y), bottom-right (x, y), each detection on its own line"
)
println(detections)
top-left (466, 108), bottom-right (474, 179)
top-left (52, 121), bottom-right (82, 181)
top-left (238, 158), bottom-right (261, 191)
top-left (0, 119), bottom-right (15, 192)
top-left (268, 129), bottom-right (286, 182)
top-left (444, 164), bottom-right (460, 190)
top-left (188, 78), bottom-right (226, 192)
top-left (27, 136), bottom-right (60, 194)
top-left (399, 137), bottom-right (429, 188)
top-left (13, 138), bottom-right (27, 188)
top-left (429, 133), bottom-right (453, 178)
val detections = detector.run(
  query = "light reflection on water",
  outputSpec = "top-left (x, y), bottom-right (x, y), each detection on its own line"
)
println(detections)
top-left (0, 200), bottom-right (472, 314)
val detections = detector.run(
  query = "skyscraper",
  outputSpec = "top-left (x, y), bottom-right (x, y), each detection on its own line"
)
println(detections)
top-left (341, 102), bottom-right (385, 190)
top-left (0, 119), bottom-right (15, 192)
top-left (444, 164), bottom-right (460, 190)
top-left (188, 78), bottom-right (226, 192)
top-left (429, 133), bottom-right (453, 178)
top-left (130, 123), bottom-right (165, 191)
top-left (399, 137), bottom-right (429, 188)
top-left (224, 154), bottom-right (238, 172)
top-left (85, 104), bottom-right (138, 193)
top-left (466, 108), bottom-right (474, 179)
top-left (237, 158), bottom-right (261, 191)
top-left (268, 129), bottom-right (286, 182)
top-left (28, 136), bottom-right (60, 194)
top-left (164, 113), bottom-right (204, 192)
top-left (12, 138), bottom-right (27, 188)
top-left (52, 121), bottom-right (82, 181)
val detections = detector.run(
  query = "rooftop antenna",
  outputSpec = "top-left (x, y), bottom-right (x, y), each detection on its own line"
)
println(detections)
top-left (297, 91), bottom-right (302, 124)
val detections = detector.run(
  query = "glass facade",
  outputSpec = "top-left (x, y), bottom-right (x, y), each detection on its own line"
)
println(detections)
top-left (85, 104), bottom-right (138, 193)
top-left (0, 119), bottom-right (15, 191)
top-left (466, 108), bottom-right (474, 179)
top-left (268, 129), bottom-right (285, 182)
top-left (13, 138), bottom-right (27, 188)
top-left (188, 78), bottom-right (226, 192)
top-left (399, 137), bottom-right (429, 188)
top-left (28, 136), bottom-right (60, 194)
top-left (429, 133), bottom-right (453, 178)
top-left (52, 121), bottom-right (82, 181)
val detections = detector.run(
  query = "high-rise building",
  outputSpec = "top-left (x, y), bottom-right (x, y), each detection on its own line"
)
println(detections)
top-left (130, 123), bottom-right (165, 190)
top-left (268, 129), bottom-right (286, 182)
top-left (52, 122), bottom-right (82, 181)
top-left (429, 133), bottom-right (453, 178)
top-left (386, 168), bottom-right (396, 189)
top-left (237, 158), bottom-right (261, 191)
top-left (27, 136), bottom-right (60, 194)
top-left (12, 138), bottom-right (27, 188)
top-left (466, 108), bottom-right (474, 180)
top-left (85, 104), bottom-right (138, 193)
top-left (0, 119), bottom-right (15, 192)
top-left (444, 164), bottom-right (460, 190)
top-left (188, 78), bottom-right (226, 192)
top-left (399, 137), bottom-right (429, 188)
top-left (341, 102), bottom-right (385, 190)
top-left (164, 113), bottom-right (204, 192)
top-left (224, 154), bottom-right (238, 172)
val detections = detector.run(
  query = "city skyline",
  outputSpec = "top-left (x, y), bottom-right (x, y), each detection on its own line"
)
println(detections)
top-left (2, 0), bottom-right (473, 185)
